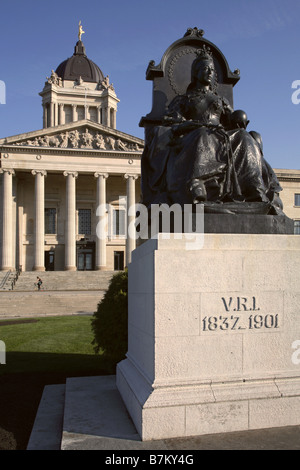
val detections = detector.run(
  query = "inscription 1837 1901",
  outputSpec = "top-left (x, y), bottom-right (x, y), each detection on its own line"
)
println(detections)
top-left (202, 296), bottom-right (279, 332)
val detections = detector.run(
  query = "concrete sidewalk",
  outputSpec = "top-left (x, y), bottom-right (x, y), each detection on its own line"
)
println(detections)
top-left (27, 375), bottom-right (300, 451)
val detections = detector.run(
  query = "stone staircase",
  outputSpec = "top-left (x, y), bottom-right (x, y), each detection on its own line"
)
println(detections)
top-left (13, 270), bottom-right (114, 292)
top-left (0, 271), bottom-right (116, 318)
top-left (26, 375), bottom-right (144, 451)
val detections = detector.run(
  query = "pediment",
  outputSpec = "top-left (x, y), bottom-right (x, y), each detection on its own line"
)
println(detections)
top-left (0, 120), bottom-right (144, 152)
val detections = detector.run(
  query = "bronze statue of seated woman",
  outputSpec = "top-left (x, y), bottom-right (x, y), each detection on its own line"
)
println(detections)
top-left (141, 45), bottom-right (283, 215)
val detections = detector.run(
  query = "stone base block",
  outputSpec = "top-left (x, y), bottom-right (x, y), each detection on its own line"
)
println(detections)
top-left (116, 233), bottom-right (300, 441)
top-left (202, 213), bottom-right (294, 234)
top-left (117, 360), bottom-right (300, 441)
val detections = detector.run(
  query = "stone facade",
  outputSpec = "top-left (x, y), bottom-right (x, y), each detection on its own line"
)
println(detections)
top-left (0, 121), bottom-right (142, 271)
top-left (275, 169), bottom-right (300, 234)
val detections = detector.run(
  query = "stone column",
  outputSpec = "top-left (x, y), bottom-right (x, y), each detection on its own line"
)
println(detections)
top-left (94, 173), bottom-right (108, 270)
top-left (97, 107), bottom-right (101, 124)
top-left (50, 103), bottom-right (55, 127)
top-left (59, 103), bottom-right (65, 125)
top-left (63, 171), bottom-right (78, 271)
top-left (72, 105), bottom-right (77, 123)
top-left (111, 108), bottom-right (116, 129)
top-left (31, 170), bottom-right (47, 271)
top-left (54, 103), bottom-right (58, 126)
top-left (124, 174), bottom-right (138, 266)
top-left (0, 169), bottom-right (15, 271)
top-left (85, 105), bottom-right (89, 120)
top-left (105, 107), bottom-right (110, 127)
top-left (43, 105), bottom-right (47, 128)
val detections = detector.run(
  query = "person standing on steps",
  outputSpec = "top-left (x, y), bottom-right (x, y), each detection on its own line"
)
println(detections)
top-left (36, 277), bottom-right (43, 291)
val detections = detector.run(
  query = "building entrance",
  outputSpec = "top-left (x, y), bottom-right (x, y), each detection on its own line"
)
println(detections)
top-left (77, 240), bottom-right (95, 271)
top-left (114, 251), bottom-right (124, 271)
top-left (45, 250), bottom-right (55, 271)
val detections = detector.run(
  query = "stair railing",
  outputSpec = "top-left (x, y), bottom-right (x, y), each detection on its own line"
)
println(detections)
top-left (0, 270), bottom-right (11, 290)
top-left (10, 265), bottom-right (22, 291)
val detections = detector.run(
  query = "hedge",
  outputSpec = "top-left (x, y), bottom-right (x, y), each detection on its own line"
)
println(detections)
top-left (91, 269), bottom-right (128, 365)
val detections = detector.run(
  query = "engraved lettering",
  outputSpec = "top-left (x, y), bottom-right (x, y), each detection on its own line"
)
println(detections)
top-left (222, 296), bottom-right (260, 312)
top-left (221, 297), bottom-right (232, 311)
top-left (202, 314), bottom-right (279, 333)
top-left (236, 297), bottom-right (248, 311)
top-left (252, 296), bottom-right (260, 311)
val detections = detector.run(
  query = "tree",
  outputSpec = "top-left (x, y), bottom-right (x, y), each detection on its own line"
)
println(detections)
top-left (91, 269), bottom-right (128, 365)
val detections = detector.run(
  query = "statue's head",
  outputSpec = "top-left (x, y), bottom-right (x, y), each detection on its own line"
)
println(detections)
top-left (190, 46), bottom-right (217, 90)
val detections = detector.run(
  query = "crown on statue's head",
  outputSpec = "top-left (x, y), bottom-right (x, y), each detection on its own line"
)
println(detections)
top-left (195, 45), bottom-right (213, 61)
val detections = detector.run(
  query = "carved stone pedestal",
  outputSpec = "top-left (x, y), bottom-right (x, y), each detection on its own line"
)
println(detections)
top-left (202, 213), bottom-right (294, 234)
top-left (116, 234), bottom-right (300, 441)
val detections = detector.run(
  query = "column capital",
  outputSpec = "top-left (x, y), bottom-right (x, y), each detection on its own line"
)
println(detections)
top-left (94, 172), bottom-right (109, 179)
top-left (0, 168), bottom-right (15, 176)
top-left (63, 171), bottom-right (78, 179)
top-left (124, 173), bottom-right (139, 180)
top-left (31, 169), bottom-right (47, 177)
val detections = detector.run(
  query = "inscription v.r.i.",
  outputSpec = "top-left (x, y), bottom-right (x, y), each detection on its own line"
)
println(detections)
top-left (221, 296), bottom-right (260, 312)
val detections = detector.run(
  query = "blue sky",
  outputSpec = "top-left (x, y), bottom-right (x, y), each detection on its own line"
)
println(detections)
top-left (1, 0), bottom-right (300, 169)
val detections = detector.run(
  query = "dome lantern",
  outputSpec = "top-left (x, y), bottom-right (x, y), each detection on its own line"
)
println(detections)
top-left (39, 23), bottom-right (119, 129)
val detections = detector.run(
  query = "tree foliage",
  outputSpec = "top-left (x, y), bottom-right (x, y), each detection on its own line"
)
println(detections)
top-left (91, 269), bottom-right (128, 365)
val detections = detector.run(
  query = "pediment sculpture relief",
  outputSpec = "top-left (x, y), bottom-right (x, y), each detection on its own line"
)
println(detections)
top-left (12, 128), bottom-right (142, 152)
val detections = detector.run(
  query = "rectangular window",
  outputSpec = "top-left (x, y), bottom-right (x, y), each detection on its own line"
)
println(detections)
top-left (294, 220), bottom-right (300, 235)
top-left (295, 194), bottom-right (300, 207)
top-left (64, 105), bottom-right (72, 124)
top-left (89, 107), bottom-right (97, 122)
top-left (78, 209), bottom-right (91, 235)
top-left (45, 208), bottom-right (56, 234)
top-left (77, 106), bottom-right (85, 121)
top-left (114, 251), bottom-right (124, 270)
top-left (113, 209), bottom-right (126, 236)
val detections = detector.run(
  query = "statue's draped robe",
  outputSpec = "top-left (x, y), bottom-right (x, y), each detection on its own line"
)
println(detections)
top-left (141, 90), bottom-right (282, 212)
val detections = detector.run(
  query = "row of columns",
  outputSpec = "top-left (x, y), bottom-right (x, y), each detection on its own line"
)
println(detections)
top-left (43, 103), bottom-right (116, 128)
top-left (0, 168), bottom-right (139, 271)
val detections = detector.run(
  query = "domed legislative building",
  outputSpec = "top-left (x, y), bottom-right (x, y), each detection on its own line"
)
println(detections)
top-left (0, 28), bottom-right (143, 273)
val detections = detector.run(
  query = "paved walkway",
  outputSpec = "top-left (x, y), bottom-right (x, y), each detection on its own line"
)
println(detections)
top-left (0, 290), bottom-right (104, 319)
top-left (27, 375), bottom-right (300, 451)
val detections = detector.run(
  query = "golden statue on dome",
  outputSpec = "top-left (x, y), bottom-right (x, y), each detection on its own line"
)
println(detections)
top-left (78, 21), bottom-right (85, 41)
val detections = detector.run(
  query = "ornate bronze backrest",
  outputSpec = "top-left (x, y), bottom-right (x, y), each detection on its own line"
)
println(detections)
top-left (139, 28), bottom-right (240, 137)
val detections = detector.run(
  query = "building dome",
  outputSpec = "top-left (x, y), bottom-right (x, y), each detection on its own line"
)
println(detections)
top-left (55, 40), bottom-right (104, 83)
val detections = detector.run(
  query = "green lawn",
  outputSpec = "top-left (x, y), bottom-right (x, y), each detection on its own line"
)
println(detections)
top-left (0, 315), bottom-right (114, 376)
top-left (0, 315), bottom-right (116, 450)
